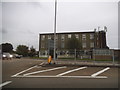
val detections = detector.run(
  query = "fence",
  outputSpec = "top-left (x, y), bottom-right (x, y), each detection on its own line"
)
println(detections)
top-left (56, 49), bottom-right (92, 60)
top-left (39, 49), bottom-right (118, 64)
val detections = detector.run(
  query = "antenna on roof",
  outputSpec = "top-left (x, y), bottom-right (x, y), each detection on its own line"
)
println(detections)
top-left (98, 26), bottom-right (100, 31)
top-left (94, 28), bottom-right (96, 32)
top-left (104, 26), bottom-right (107, 32)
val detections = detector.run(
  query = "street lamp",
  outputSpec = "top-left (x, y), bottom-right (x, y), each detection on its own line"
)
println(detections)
top-left (53, 0), bottom-right (57, 64)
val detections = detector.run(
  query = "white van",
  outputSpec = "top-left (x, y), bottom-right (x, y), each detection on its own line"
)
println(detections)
top-left (2, 53), bottom-right (13, 60)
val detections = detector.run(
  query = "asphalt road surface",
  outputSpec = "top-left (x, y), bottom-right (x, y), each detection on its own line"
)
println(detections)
top-left (1, 58), bottom-right (119, 89)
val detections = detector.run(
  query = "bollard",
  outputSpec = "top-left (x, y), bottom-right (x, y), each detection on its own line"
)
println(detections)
top-left (48, 56), bottom-right (52, 64)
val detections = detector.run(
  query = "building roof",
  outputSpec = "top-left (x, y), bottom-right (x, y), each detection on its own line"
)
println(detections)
top-left (39, 30), bottom-right (95, 35)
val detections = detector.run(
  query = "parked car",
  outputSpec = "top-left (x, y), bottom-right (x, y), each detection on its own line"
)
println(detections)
top-left (2, 53), bottom-right (13, 60)
top-left (13, 54), bottom-right (22, 59)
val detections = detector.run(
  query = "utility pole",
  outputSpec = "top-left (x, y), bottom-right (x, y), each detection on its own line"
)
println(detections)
top-left (53, 0), bottom-right (57, 64)
top-left (112, 50), bottom-right (115, 65)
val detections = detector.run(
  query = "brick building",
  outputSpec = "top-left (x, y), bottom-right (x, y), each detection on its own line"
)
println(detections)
top-left (39, 28), bottom-right (109, 58)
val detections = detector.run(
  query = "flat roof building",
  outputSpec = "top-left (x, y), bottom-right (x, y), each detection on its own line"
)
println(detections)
top-left (39, 29), bottom-right (109, 57)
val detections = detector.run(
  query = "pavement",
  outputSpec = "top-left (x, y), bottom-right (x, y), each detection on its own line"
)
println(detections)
top-left (42, 59), bottom-right (120, 67)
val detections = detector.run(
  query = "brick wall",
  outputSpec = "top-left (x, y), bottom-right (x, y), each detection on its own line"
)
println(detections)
top-left (93, 55), bottom-right (112, 60)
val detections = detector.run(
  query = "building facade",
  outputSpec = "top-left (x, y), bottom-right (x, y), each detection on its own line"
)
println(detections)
top-left (39, 29), bottom-right (108, 58)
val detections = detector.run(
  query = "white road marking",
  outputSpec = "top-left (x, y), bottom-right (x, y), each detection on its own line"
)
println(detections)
top-left (36, 66), bottom-right (42, 68)
top-left (12, 75), bottom-right (107, 78)
top-left (91, 67), bottom-right (110, 77)
top-left (39, 62), bottom-right (44, 65)
top-left (23, 66), bottom-right (67, 76)
top-left (61, 76), bottom-right (107, 78)
top-left (11, 62), bottom-right (45, 77)
top-left (0, 81), bottom-right (12, 88)
top-left (11, 65), bottom-right (37, 77)
top-left (36, 62), bottom-right (44, 68)
top-left (56, 67), bottom-right (87, 76)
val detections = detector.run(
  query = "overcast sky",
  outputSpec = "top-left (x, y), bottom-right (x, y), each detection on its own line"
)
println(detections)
top-left (1, 0), bottom-right (119, 51)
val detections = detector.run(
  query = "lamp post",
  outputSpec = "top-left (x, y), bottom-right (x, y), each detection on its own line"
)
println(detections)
top-left (53, 0), bottom-right (57, 64)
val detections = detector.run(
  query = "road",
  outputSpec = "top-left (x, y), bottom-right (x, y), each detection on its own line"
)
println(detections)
top-left (1, 58), bottom-right (119, 89)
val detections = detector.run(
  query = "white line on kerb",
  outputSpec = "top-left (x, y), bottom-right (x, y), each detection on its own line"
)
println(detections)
top-left (23, 66), bottom-right (67, 76)
top-left (56, 66), bottom-right (87, 76)
top-left (0, 81), bottom-right (12, 88)
top-left (91, 67), bottom-right (110, 77)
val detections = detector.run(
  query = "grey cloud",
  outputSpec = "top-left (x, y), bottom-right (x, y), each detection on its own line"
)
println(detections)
top-left (26, 30), bottom-right (35, 35)
top-left (26, 2), bottom-right (41, 8)
top-left (2, 2), bottom-right (118, 50)
top-left (19, 29), bottom-right (35, 35)
top-left (2, 28), bottom-right (8, 34)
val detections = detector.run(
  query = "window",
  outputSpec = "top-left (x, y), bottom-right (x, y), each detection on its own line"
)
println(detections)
top-left (97, 37), bottom-right (99, 40)
top-left (90, 34), bottom-right (94, 39)
top-left (61, 42), bottom-right (64, 48)
top-left (56, 35), bottom-right (58, 40)
top-left (97, 42), bottom-right (99, 46)
top-left (68, 34), bottom-right (71, 38)
top-left (75, 34), bottom-right (79, 39)
top-left (82, 43), bottom-right (86, 48)
top-left (90, 42), bottom-right (94, 48)
top-left (61, 35), bottom-right (65, 41)
top-left (48, 35), bottom-right (51, 39)
top-left (41, 43), bottom-right (44, 48)
top-left (41, 35), bottom-right (45, 40)
top-left (82, 34), bottom-right (86, 40)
